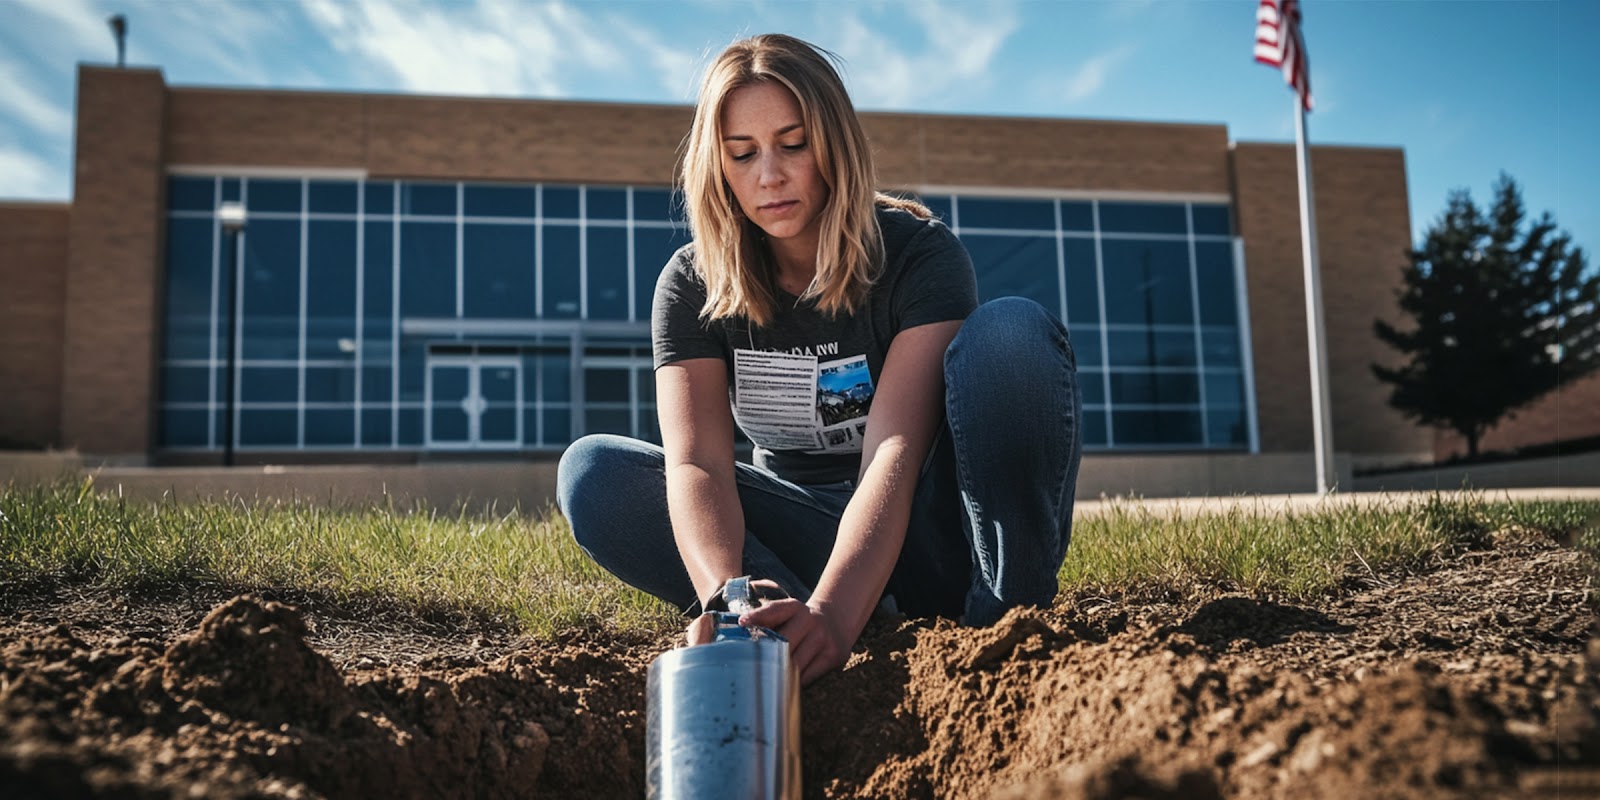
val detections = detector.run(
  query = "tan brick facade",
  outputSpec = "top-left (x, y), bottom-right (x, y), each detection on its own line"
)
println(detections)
top-left (1231, 142), bottom-right (1432, 464)
top-left (0, 203), bottom-right (69, 449)
top-left (1436, 372), bottom-right (1600, 460)
top-left (59, 66), bottom-right (168, 457)
top-left (20, 66), bottom-right (1440, 467)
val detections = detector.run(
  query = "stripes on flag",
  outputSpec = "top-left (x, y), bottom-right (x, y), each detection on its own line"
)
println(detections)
top-left (1255, 0), bottom-right (1313, 111)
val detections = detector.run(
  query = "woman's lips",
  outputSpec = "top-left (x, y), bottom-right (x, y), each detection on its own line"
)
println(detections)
top-left (760, 200), bottom-right (798, 214)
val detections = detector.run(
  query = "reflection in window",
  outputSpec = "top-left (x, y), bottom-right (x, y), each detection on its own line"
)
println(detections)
top-left (964, 234), bottom-right (1060, 316)
top-left (464, 223), bottom-right (535, 319)
top-left (241, 219), bottom-right (300, 360)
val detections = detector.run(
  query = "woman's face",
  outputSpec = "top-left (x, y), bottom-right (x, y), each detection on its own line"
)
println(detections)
top-left (719, 81), bottom-right (829, 251)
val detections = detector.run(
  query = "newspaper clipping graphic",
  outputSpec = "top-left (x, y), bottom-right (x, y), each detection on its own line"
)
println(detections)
top-left (732, 348), bottom-right (873, 453)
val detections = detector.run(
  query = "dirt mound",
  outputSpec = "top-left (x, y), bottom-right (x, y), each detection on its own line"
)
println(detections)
top-left (1, 596), bottom-right (652, 798)
top-left (2, 533), bottom-right (1596, 798)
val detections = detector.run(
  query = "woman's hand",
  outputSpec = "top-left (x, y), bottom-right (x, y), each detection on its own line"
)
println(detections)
top-left (739, 598), bottom-right (852, 685)
top-left (684, 612), bottom-right (717, 647)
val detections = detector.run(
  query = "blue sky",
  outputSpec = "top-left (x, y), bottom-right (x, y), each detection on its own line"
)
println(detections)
top-left (2, 0), bottom-right (1595, 257)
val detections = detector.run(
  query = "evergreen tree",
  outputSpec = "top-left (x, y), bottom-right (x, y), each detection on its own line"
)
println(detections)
top-left (1373, 173), bottom-right (1600, 458)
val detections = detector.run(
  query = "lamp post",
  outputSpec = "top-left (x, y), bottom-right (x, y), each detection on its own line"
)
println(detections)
top-left (218, 201), bottom-right (247, 466)
top-left (108, 15), bottom-right (127, 68)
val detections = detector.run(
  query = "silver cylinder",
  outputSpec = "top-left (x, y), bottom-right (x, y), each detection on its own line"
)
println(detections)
top-left (646, 637), bottom-right (801, 799)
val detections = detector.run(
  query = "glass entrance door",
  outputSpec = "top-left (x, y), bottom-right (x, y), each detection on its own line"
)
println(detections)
top-left (426, 355), bottom-right (523, 449)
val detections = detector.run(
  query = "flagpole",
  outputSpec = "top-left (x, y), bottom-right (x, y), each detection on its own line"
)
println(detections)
top-left (1293, 98), bottom-right (1336, 494)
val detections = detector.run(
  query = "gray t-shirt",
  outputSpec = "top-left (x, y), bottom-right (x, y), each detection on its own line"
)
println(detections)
top-left (652, 205), bottom-right (979, 485)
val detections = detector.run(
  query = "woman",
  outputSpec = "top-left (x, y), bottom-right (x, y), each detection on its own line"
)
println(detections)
top-left (557, 33), bottom-right (1083, 685)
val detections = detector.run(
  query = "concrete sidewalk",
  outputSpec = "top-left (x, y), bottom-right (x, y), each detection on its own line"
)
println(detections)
top-left (1075, 487), bottom-right (1600, 518)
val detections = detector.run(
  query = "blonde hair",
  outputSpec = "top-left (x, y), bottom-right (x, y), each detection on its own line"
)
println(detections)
top-left (681, 34), bottom-right (924, 326)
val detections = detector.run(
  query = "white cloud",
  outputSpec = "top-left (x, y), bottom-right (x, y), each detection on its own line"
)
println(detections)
top-left (299, 0), bottom-right (690, 99)
top-left (0, 141), bottom-right (67, 199)
top-left (830, 0), bottom-right (1020, 110)
top-left (1064, 45), bottom-right (1135, 104)
top-left (11, 0), bottom-right (107, 55)
top-left (0, 59), bottom-right (72, 137)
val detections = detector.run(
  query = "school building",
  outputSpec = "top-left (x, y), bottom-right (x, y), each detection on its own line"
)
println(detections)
top-left (7, 64), bottom-right (1574, 497)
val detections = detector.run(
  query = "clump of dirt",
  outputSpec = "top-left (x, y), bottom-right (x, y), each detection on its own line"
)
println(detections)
top-left (1, 595), bottom-right (652, 799)
top-left (2, 531), bottom-right (1596, 798)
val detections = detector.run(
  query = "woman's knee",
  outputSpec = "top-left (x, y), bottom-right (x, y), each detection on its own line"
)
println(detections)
top-left (556, 434), bottom-right (664, 545)
top-left (946, 297), bottom-right (1074, 383)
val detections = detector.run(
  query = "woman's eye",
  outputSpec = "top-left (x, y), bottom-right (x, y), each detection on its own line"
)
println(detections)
top-left (782, 141), bottom-right (808, 152)
top-left (730, 152), bottom-right (755, 162)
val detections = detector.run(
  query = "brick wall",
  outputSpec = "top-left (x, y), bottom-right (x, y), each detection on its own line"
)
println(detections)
top-left (1435, 371), bottom-right (1600, 460)
top-left (0, 203), bottom-right (69, 449)
top-left (59, 66), bottom-right (168, 457)
top-left (163, 87), bottom-right (1232, 194)
top-left (1231, 142), bottom-right (1431, 463)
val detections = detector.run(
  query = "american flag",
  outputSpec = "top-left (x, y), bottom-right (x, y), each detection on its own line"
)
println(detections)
top-left (1255, 0), bottom-right (1313, 111)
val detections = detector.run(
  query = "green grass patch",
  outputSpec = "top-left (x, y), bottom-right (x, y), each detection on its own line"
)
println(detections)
top-left (1065, 494), bottom-right (1600, 599)
top-left (3, 479), bottom-right (1596, 636)
top-left (0, 478), bottom-right (679, 637)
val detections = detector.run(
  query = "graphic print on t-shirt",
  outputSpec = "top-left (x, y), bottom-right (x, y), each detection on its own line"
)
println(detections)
top-left (732, 348), bottom-right (875, 453)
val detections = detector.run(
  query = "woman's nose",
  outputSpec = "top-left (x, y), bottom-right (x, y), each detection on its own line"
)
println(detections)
top-left (757, 153), bottom-right (785, 187)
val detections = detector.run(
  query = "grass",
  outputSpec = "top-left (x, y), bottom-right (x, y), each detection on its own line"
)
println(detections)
top-left (1064, 494), bottom-right (1600, 599)
top-left (2, 478), bottom-right (1596, 636)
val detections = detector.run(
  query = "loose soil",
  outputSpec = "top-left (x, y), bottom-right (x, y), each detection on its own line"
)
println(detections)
top-left (3, 531), bottom-right (1597, 799)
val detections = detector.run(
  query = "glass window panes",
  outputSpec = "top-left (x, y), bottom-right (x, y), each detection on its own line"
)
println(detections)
top-left (401, 183), bottom-right (456, 216)
top-left (1098, 202), bottom-right (1188, 235)
top-left (587, 227), bottom-right (630, 320)
top-left (163, 217), bottom-right (215, 361)
top-left (633, 226), bottom-right (690, 320)
top-left (169, 176), bottom-right (214, 212)
top-left (166, 177), bottom-right (1253, 454)
top-left (543, 224), bottom-right (581, 318)
top-left (305, 409), bottom-right (355, 446)
top-left (161, 365), bottom-right (211, 405)
top-left (306, 220), bottom-right (356, 359)
top-left (464, 184), bottom-right (536, 217)
top-left (587, 188), bottom-right (628, 220)
top-left (1063, 239), bottom-right (1099, 325)
top-left (1207, 406), bottom-right (1247, 447)
top-left (241, 366), bottom-right (298, 403)
top-left (1205, 371), bottom-right (1245, 408)
top-left (161, 409), bottom-right (210, 448)
top-left (361, 407), bottom-right (392, 446)
top-left (632, 188), bottom-right (680, 222)
top-left (1101, 239), bottom-right (1193, 326)
top-left (400, 222), bottom-right (456, 317)
top-left (364, 181), bottom-right (394, 214)
top-left (464, 223), bottom-right (535, 318)
top-left (240, 218), bottom-right (301, 360)
top-left (964, 234), bottom-right (1060, 316)
top-left (1060, 201), bottom-right (1093, 233)
top-left (1191, 205), bottom-right (1232, 236)
top-left (957, 197), bottom-right (1055, 231)
top-left (1194, 241), bottom-right (1238, 327)
top-left (239, 409), bottom-right (296, 447)
top-left (543, 186), bottom-right (580, 219)
top-left (305, 366), bottom-right (356, 403)
top-left (1113, 410), bottom-right (1202, 446)
top-left (246, 179), bottom-right (301, 213)
top-left (308, 181), bottom-right (357, 213)
top-left (362, 366), bottom-right (392, 402)
top-left (1068, 325), bottom-right (1102, 367)
top-left (1109, 370), bottom-right (1200, 405)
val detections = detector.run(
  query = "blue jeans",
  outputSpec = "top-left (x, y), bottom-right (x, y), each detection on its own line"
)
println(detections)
top-left (556, 297), bottom-right (1083, 626)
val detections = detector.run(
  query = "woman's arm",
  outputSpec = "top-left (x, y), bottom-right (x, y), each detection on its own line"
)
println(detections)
top-left (742, 319), bottom-right (962, 682)
top-left (657, 358), bottom-right (745, 608)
